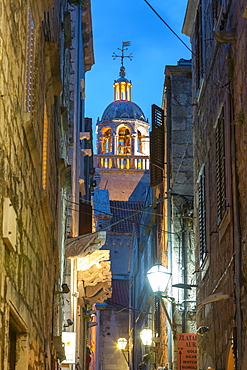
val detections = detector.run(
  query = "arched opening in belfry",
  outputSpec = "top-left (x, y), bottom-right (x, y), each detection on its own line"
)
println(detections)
top-left (118, 126), bottom-right (131, 155)
top-left (101, 128), bottom-right (112, 154)
top-left (137, 130), bottom-right (143, 154)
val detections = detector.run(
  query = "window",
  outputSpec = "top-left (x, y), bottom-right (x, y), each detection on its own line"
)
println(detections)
top-left (154, 296), bottom-right (161, 337)
top-left (198, 165), bottom-right (207, 263)
top-left (8, 307), bottom-right (28, 370)
top-left (9, 324), bottom-right (17, 370)
top-left (215, 108), bottom-right (226, 224)
top-left (150, 104), bottom-right (164, 188)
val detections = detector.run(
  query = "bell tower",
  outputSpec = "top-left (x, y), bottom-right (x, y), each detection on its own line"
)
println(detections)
top-left (93, 44), bottom-right (151, 370)
top-left (95, 43), bottom-right (150, 197)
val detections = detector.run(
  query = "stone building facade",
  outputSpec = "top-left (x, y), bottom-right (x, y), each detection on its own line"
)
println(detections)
top-left (183, 0), bottom-right (247, 369)
top-left (59, 2), bottom-right (112, 370)
top-left (0, 0), bottom-right (71, 368)
top-left (129, 60), bottom-right (195, 370)
top-left (162, 61), bottom-right (196, 370)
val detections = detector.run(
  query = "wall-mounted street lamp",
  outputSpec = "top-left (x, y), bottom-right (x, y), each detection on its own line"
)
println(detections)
top-left (140, 328), bottom-right (153, 346)
top-left (117, 337), bottom-right (129, 365)
top-left (147, 264), bottom-right (171, 293)
top-left (147, 264), bottom-right (175, 334)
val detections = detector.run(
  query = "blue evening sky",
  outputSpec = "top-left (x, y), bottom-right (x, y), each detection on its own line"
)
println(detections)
top-left (85, 0), bottom-right (191, 140)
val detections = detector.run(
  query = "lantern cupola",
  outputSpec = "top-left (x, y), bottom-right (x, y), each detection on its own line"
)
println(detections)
top-left (113, 66), bottom-right (132, 101)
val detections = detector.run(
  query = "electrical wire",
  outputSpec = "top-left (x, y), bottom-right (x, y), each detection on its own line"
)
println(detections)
top-left (66, 198), bottom-right (195, 219)
top-left (144, 0), bottom-right (231, 94)
top-left (67, 206), bottom-right (183, 237)
top-left (65, 195), bottom-right (169, 247)
top-left (144, 0), bottom-right (192, 54)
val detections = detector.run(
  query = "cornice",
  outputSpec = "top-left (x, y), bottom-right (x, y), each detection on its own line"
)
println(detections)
top-left (182, 0), bottom-right (200, 37)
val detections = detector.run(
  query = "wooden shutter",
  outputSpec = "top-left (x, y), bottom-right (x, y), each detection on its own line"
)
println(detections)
top-left (198, 166), bottom-right (207, 263)
top-left (150, 104), bottom-right (164, 188)
top-left (216, 108), bottom-right (226, 224)
top-left (79, 201), bottom-right (92, 235)
top-left (154, 295), bottom-right (161, 337)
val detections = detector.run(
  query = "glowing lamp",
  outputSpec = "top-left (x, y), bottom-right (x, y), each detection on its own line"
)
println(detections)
top-left (147, 264), bottom-right (171, 293)
top-left (117, 337), bottom-right (128, 350)
top-left (140, 328), bottom-right (153, 346)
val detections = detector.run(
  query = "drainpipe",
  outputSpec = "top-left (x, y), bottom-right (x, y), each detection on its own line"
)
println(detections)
top-left (231, 104), bottom-right (242, 369)
top-left (166, 79), bottom-right (173, 369)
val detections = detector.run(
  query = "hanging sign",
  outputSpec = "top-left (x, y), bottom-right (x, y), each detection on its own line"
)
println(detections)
top-left (177, 333), bottom-right (197, 370)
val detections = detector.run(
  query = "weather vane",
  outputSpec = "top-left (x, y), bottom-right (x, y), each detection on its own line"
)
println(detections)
top-left (112, 41), bottom-right (133, 67)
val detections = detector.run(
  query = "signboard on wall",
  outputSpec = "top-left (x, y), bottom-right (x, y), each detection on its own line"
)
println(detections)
top-left (177, 333), bottom-right (197, 370)
top-left (62, 332), bottom-right (76, 364)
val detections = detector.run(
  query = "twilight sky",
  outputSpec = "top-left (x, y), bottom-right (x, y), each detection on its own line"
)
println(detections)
top-left (85, 0), bottom-right (191, 138)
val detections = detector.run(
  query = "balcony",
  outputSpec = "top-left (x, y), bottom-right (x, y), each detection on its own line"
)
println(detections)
top-left (94, 154), bottom-right (150, 171)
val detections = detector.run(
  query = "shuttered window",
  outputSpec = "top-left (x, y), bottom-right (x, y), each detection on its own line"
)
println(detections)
top-left (150, 104), bottom-right (164, 188)
top-left (216, 108), bottom-right (226, 224)
top-left (198, 166), bottom-right (207, 263)
top-left (79, 201), bottom-right (92, 235)
top-left (154, 295), bottom-right (161, 337)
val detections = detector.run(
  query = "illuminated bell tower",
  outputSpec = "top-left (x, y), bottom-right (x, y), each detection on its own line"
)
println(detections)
top-left (94, 42), bottom-right (150, 202)
top-left (93, 44), bottom-right (150, 370)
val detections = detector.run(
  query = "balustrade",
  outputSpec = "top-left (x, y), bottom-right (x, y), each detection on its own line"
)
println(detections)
top-left (94, 154), bottom-right (149, 170)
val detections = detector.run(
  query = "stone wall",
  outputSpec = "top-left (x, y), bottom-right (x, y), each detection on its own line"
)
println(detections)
top-left (184, 0), bottom-right (247, 368)
top-left (96, 169), bottom-right (150, 202)
top-left (0, 0), bottom-right (69, 368)
top-left (98, 310), bottom-right (129, 370)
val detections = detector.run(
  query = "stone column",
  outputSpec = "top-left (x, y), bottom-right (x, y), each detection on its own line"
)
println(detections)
top-left (112, 134), bottom-right (118, 155)
top-left (142, 136), bottom-right (150, 155)
top-left (131, 132), bottom-right (137, 155)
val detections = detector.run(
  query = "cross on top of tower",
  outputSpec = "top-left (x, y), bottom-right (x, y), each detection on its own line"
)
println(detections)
top-left (112, 41), bottom-right (133, 78)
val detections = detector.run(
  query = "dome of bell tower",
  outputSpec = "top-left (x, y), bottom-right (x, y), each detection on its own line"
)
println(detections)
top-left (101, 101), bottom-right (146, 123)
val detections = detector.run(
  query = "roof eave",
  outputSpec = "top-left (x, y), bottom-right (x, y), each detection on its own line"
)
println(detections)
top-left (182, 0), bottom-right (200, 37)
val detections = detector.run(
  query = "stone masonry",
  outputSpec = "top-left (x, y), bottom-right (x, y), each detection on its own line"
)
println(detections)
top-left (0, 0), bottom-right (70, 368)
